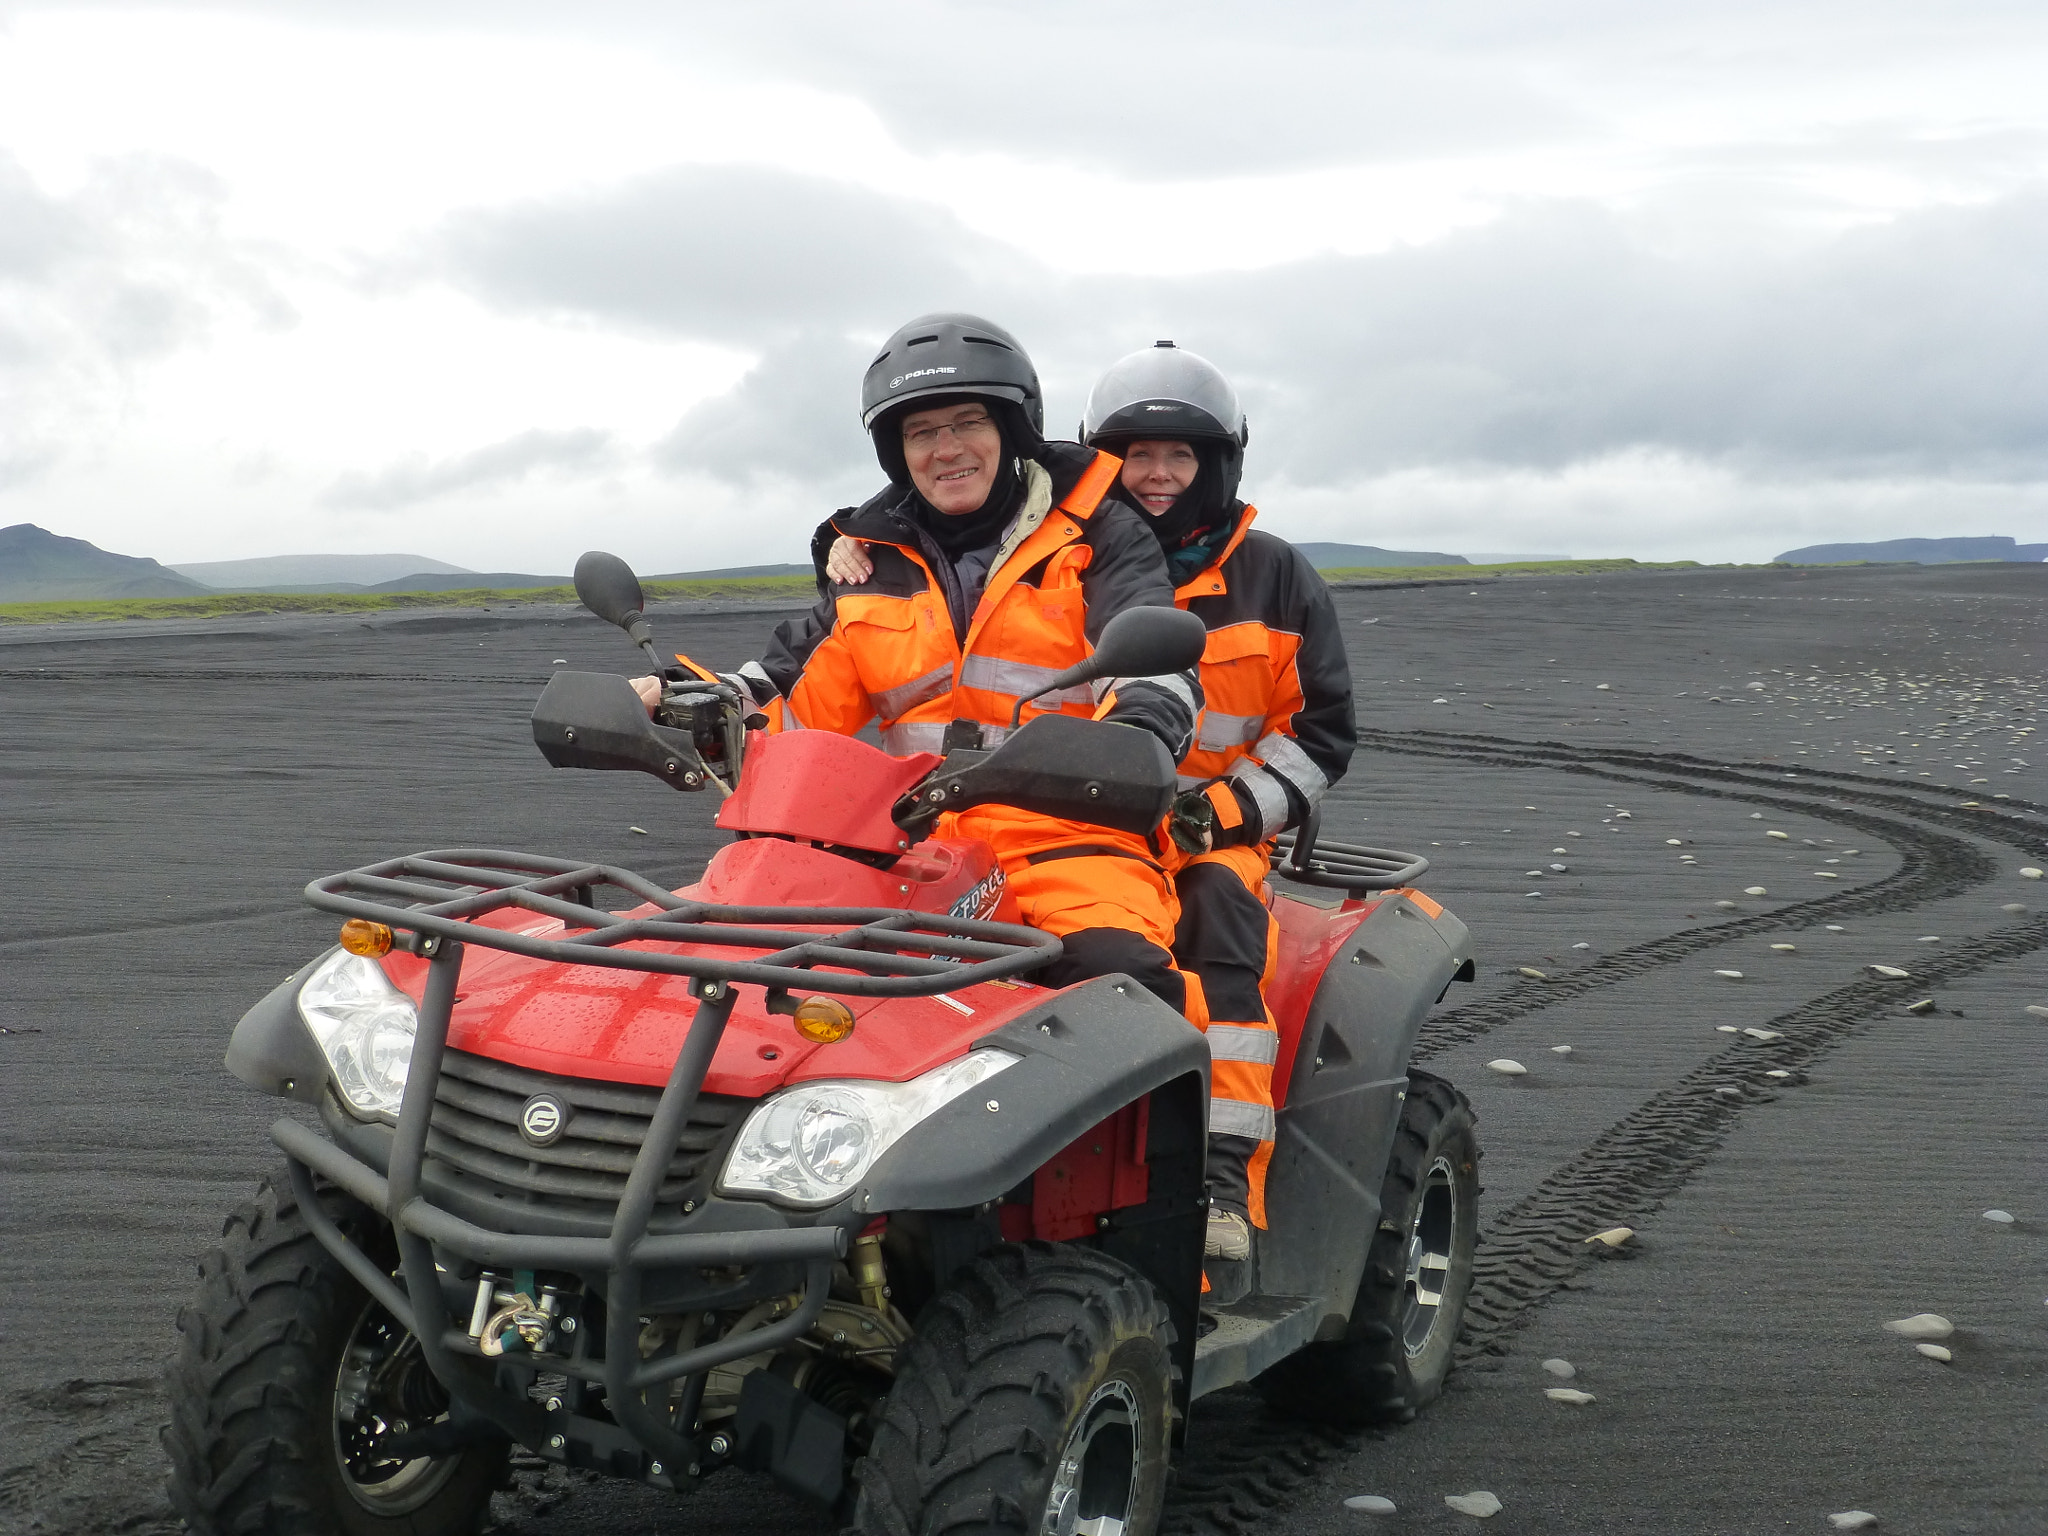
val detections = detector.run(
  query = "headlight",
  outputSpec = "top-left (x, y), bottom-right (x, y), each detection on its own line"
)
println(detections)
top-left (720, 1048), bottom-right (1021, 1207)
top-left (296, 948), bottom-right (418, 1119)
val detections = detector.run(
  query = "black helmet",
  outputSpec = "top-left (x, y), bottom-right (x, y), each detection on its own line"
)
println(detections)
top-left (1080, 340), bottom-right (1248, 451)
top-left (861, 313), bottom-right (1043, 435)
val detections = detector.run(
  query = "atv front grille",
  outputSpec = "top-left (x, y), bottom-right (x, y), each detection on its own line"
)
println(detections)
top-left (423, 1050), bottom-right (745, 1225)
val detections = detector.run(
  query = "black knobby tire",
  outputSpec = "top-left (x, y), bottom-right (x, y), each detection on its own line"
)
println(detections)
top-left (852, 1242), bottom-right (1177, 1536)
top-left (1255, 1071), bottom-right (1478, 1426)
top-left (164, 1169), bottom-right (506, 1536)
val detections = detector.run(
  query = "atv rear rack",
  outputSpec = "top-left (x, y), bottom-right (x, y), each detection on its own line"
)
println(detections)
top-left (305, 847), bottom-right (1060, 993)
top-left (282, 848), bottom-right (1062, 1484)
top-left (1269, 808), bottom-right (1430, 897)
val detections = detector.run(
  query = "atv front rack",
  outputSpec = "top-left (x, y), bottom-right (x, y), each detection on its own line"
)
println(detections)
top-left (1269, 808), bottom-right (1430, 897)
top-left (281, 849), bottom-right (1062, 1485)
top-left (305, 847), bottom-right (1061, 993)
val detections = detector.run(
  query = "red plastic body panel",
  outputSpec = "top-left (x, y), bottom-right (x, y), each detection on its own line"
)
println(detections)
top-left (418, 926), bottom-right (1052, 1095)
top-left (691, 836), bottom-right (1017, 924)
top-left (714, 731), bottom-right (940, 854)
top-left (1029, 1100), bottom-right (1152, 1241)
top-left (1265, 891), bottom-right (1379, 1108)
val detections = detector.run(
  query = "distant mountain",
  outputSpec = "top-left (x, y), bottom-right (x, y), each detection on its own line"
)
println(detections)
top-left (648, 563), bottom-right (812, 581)
top-left (1776, 536), bottom-right (2048, 565)
top-left (1294, 542), bottom-right (1469, 570)
top-left (172, 552), bottom-right (472, 588)
top-left (0, 523), bottom-right (212, 602)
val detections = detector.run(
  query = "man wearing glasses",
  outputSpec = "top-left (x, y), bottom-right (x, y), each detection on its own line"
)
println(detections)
top-left (730, 313), bottom-right (1204, 1016)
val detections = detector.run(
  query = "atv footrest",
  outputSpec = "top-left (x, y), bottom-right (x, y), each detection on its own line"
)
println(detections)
top-left (1190, 1294), bottom-right (1323, 1400)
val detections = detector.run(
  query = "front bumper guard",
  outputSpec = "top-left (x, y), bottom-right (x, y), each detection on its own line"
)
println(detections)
top-left (277, 942), bottom-right (845, 1476)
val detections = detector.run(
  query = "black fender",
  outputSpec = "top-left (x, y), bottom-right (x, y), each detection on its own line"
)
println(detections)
top-left (1260, 893), bottom-right (1471, 1319)
top-left (854, 975), bottom-right (1209, 1215)
top-left (224, 951), bottom-right (331, 1106)
top-left (855, 975), bottom-right (1210, 1406)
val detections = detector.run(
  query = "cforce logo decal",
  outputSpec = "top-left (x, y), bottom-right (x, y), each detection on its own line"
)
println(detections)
top-left (947, 867), bottom-right (1007, 921)
top-left (890, 366), bottom-right (959, 388)
top-left (520, 1093), bottom-right (570, 1147)
top-left (1144, 403), bottom-right (1183, 411)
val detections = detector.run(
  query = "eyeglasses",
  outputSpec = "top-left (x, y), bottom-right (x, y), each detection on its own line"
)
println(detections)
top-left (903, 412), bottom-right (998, 450)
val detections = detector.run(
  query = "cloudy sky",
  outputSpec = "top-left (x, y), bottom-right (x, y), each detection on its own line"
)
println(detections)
top-left (2, 1), bottom-right (2045, 572)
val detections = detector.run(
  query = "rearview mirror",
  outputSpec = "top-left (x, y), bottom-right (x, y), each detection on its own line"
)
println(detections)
top-left (1009, 606), bottom-right (1208, 727)
top-left (575, 551), bottom-right (649, 636)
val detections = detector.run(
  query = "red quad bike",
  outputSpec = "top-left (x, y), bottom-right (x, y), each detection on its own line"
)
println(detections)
top-left (167, 553), bottom-right (1479, 1536)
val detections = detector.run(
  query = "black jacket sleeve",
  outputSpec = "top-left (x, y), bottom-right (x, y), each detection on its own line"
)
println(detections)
top-left (1078, 499), bottom-right (1203, 760)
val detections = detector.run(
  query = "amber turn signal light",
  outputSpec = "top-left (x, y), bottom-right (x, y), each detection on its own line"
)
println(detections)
top-left (339, 918), bottom-right (395, 958)
top-left (791, 996), bottom-right (856, 1043)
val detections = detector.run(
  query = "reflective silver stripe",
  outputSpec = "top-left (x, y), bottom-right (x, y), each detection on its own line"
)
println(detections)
top-left (736, 660), bottom-right (779, 707)
top-left (1253, 731), bottom-right (1329, 806)
top-left (871, 663), bottom-right (953, 720)
top-left (880, 721), bottom-right (1011, 756)
top-left (958, 653), bottom-right (1091, 706)
top-left (1177, 773), bottom-right (1206, 791)
top-left (1197, 711), bottom-right (1264, 751)
top-left (1206, 1024), bottom-right (1279, 1066)
top-left (1227, 758), bottom-right (1291, 839)
top-left (1207, 1098), bottom-right (1276, 1141)
top-left (880, 721), bottom-right (948, 755)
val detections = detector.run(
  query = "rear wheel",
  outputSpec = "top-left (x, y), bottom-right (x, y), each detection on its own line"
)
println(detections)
top-left (853, 1242), bottom-right (1177, 1536)
top-left (165, 1170), bottom-right (506, 1536)
top-left (1255, 1071), bottom-right (1478, 1425)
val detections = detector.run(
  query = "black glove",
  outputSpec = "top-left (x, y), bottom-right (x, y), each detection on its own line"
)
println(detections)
top-left (1167, 789), bottom-right (1215, 854)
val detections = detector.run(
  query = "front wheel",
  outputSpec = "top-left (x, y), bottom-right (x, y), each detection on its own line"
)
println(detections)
top-left (1255, 1071), bottom-right (1478, 1425)
top-left (164, 1170), bottom-right (507, 1536)
top-left (853, 1242), bottom-right (1177, 1536)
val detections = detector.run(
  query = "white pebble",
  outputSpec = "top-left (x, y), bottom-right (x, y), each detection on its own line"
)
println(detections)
top-left (1584, 1226), bottom-right (1635, 1247)
top-left (1814, 871), bottom-right (1839, 879)
top-left (1550, 862), bottom-right (1569, 872)
top-left (1882, 1313), bottom-right (1953, 1339)
top-left (1771, 943), bottom-right (1797, 951)
top-left (1553, 847), bottom-right (1568, 854)
top-left (1767, 830), bottom-right (1790, 840)
top-left (551, 657), bottom-right (568, 665)
top-left (2027, 1005), bottom-right (2048, 1019)
top-left (1544, 1387), bottom-right (1596, 1404)
top-left (1595, 682), bottom-right (1612, 690)
top-left (1541, 1357), bottom-right (1576, 1378)
top-left (1550, 1044), bottom-right (1573, 1055)
top-left (2021, 868), bottom-right (2044, 879)
top-left (1750, 812), bottom-right (1764, 819)
top-left (1343, 1495), bottom-right (1397, 1514)
top-left (628, 825), bottom-right (650, 836)
top-left (1828, 1514), bottom-right (1878, 1531)
top-left (1717, 1024), bottom-right (1741, 1033)
top-left (1525, 891), bottom-right (1542, 898)
top-left (1444, 1492), bottom-right (1502, 1518)
top-left (1743, 1028), bottom-right (1784, 1041)
top-left (1915, 1343), bottom-right (1952, 1362)
top-left (1766, 1069), bottom-right (1792, 1079)
top-left (1715, 970), bottom-right (1745, 980)
top-left (1487, 1059), bottom-right (1528, 1076)
top-left (1826, 924), bottom-right (1845, 932)
top-left (1869, 965), bottom-right (1910, 979)
top-left (1666, 838), bottom-right (1683, 845)
top-left (1715, 900), bottom-right (1738, 909)
top-left (1746, 886), bottom-right (1768, 896)
top-left (1983, 1209), bottom-right (2015, 1225)
top-left (1518, 966), bottom-right (1548, 980)
top-left (1918, 935), bottom-right (1940, 942)
top-left (1615, 810), bottom-right (1631, 819)
top-left (1432, 697), bottom-right (1449, 704)
top-left (1571, 941), bottom-right (1590, 949)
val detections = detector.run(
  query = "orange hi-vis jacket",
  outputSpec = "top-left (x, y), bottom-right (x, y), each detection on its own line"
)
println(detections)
top-left (745, 443), bottom-right (1200, 869)
top-left (1169, 504), bottom-right (1356, 849)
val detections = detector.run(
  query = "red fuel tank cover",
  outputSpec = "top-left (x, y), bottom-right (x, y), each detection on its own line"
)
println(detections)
top-left (715, 731), bottom-right (941, 853)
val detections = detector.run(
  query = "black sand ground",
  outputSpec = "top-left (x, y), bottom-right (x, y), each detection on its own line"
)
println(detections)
top-left (2, 563), bottom-right (2043, 1535)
